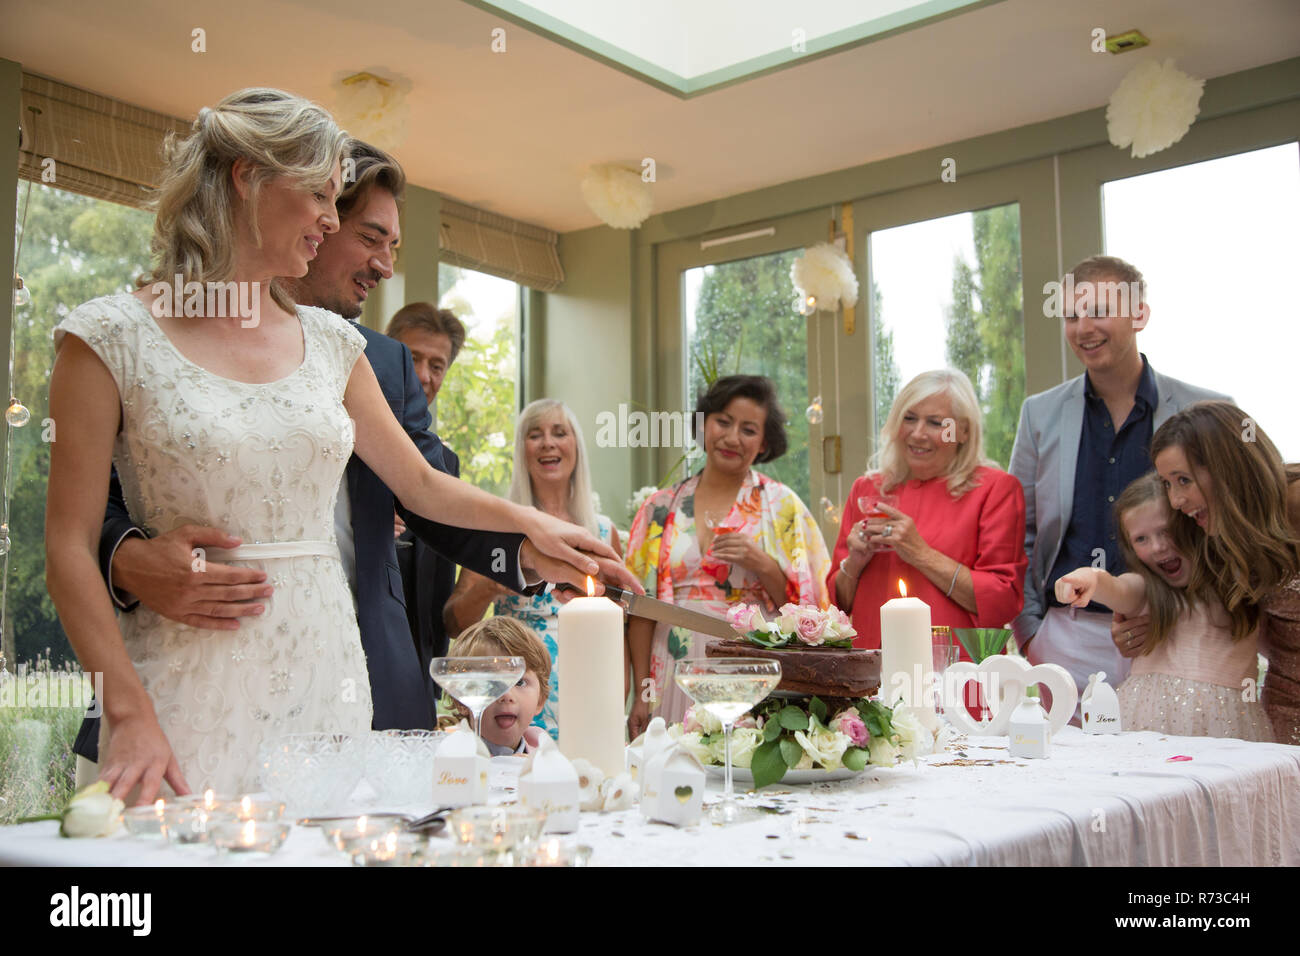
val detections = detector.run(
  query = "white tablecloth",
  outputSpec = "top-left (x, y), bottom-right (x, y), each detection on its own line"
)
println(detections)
top-left (2, 728), bottom-right (1297, 867)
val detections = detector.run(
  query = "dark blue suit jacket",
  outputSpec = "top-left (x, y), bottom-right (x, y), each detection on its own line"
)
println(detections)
top-left (77, 322), bottom-right (529, 759)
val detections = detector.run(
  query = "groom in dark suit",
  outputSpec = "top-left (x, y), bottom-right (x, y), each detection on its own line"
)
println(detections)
top-left (75, 140), bottom-right (635, 771)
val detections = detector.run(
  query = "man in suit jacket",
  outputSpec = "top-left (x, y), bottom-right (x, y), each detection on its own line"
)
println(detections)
top-left (385, 302), bottom-right (467, 699)
top-left (76, 141), bottom-right (634, 771)
top-left (1009, 255), bottom-right (1230, 699)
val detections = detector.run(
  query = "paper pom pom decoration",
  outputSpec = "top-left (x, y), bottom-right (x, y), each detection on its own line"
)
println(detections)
top-left (790, 243), bottom-right (859, 313)
top-left (581, 163), bottom-right (653, 229)
top-left (334, 72), bottom-right (410, 153)
top-left (1106, 59), bottom-right (1204, 159)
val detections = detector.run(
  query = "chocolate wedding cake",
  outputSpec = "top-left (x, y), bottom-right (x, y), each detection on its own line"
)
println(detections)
top-left (705, 639), bottom-right (880, 698)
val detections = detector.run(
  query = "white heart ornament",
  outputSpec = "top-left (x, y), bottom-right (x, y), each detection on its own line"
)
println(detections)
top-left (941, 656), bottom-right (1077, 736)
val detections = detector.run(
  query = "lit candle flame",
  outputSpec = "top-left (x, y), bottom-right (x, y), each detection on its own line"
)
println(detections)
top-left (586, 575), bottom-right (595, 598)
top-left (203, 788), bottom-right (215, 810)
top-left (242, 819), bottom-right (256, 846)
top-left (358, 814), bottom-right (368, 833)
top-left (385, 831), bottom-right (397, 852)
top-left (898, 579), bottom-right (907, 598)
top-left (154, 798), bottom-right (165, 818)
top-left (241, 795), bottom-right (252, 816)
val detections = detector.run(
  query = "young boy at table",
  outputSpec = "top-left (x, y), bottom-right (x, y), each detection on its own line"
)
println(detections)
top-left (443, 617), bottom-right (550, 756)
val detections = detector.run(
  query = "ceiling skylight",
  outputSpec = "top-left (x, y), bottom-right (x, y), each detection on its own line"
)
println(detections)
top-left (466, 0), bottom-right (999, 97)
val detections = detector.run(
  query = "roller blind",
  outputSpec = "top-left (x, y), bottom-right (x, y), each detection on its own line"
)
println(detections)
top-left (17, 72), bottom-right (191, 209)
top-left (439, 197), bottom-right (564, 291)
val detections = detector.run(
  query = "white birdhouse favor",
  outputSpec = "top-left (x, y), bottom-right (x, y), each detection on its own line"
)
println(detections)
top-left (1082, 672), bottom-right (1123, 734)
top-left (518, 735), bottom-right (581, 833)
top-left (572, 758), bottom-right (606, 812)
top-left (627, 717), bottom-right (671, 796)
top-left (640, 742), bottom-right (705, 827)
top-left (1007, 690), bottom-right (1051, 759)
top-left (430, 720), bottom-right (490, 807)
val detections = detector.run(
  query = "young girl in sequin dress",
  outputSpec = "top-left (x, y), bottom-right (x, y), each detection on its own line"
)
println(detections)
top-left (1055, 473), bottom-right (1271, 740)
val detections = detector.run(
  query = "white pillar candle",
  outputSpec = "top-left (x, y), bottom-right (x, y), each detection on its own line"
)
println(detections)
top-left (880, 581), bottom-right (932, 718)
top-left (557, 583), bottom-right (626, 776)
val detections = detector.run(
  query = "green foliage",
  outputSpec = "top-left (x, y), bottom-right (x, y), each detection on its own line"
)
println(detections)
top-left (7, 184), bottom-right (154, 665)
top-left (941, 206), bottom-right (1025, 468)
top-left (686, 251), bottom-right (809, 502)
top-left (0, 670), bottom-right (87, 823)
top-left (870, 280), bottom-right (900, 443)
top-left (435, 317), bottom-right (518, 498)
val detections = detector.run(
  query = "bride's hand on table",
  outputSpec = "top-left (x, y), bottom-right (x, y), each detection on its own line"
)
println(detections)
top-left (99, 711), bottom-right (191, 806)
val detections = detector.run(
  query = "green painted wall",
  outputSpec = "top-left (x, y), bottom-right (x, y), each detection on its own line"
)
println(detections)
top-left (542, 227), bottom-right (636, 528)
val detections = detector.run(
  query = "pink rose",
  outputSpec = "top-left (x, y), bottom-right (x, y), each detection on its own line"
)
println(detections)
top-left (831, 709), bottom-right (869, 746)
top-left (734, 714), bottom-right (757, 730)
top-left (726, 603), bottom-right (764, 634)
top-left (793, 607), bottom-right (827, 646)
top-left (682, 706), bottom-right (703, 733)
top-left (823, 606), bottom-right (857, 641)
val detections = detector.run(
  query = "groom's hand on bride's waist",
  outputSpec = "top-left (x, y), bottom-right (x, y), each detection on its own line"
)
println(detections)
top-left (112, 525), bottom-right (274, 630)
top-left (519, 538), bottom-right (643, 601)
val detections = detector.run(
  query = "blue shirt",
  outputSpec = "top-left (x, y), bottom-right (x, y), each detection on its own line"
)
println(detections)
top-left (1047, 354), bottom-right (1159, 613)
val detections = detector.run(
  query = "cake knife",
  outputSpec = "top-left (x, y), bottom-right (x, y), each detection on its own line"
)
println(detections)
top-left (597, 584), bottom-right (738, 640)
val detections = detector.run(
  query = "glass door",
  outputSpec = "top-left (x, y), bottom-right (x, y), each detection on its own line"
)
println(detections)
top-left (656, 208), bottom-right (831, 528)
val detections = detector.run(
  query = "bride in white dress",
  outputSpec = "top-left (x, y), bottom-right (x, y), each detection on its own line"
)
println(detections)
top-left (45, 89), bottom-right (616, 803)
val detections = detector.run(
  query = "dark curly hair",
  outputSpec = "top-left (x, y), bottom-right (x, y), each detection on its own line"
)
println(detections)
top-left (693, 375), bottom-right (788, 464)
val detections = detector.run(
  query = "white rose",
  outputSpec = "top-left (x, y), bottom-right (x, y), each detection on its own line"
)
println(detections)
top-left (867, 734), bottom-right (901, 767)
top-left (676, 731), bottom-right (716, 766)
top-left (707, 728), bottom-right (762, 769)
top-left (793, 727), bottom-right (852, 770)
top-left (60, 781), bottom-right (124, 838)
top-left (890, 708), bottom-right (934, 761)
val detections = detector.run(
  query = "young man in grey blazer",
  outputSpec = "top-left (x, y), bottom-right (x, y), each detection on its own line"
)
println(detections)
top-left (1009, 256), bottom-right (1229, 702)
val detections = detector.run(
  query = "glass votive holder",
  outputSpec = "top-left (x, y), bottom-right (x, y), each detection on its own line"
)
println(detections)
top-left (210, 819), bottom-right (291, 857)
top-left (446, 805), bottom-right (547, 852)
top-left (121, 801), bottom-right (168, 839)
top-left (217, 796), bottom-right (286, 824)
top-left (321, 814), bottom-right (409, 854)
top-left (166, 790), bottom-right (231, 813)
top-left (160, 805), bottom-right (218, 846)
top-left (518, 838), bottom-right (593, 867)
top-left (348, 830), bottom-right (426, 867)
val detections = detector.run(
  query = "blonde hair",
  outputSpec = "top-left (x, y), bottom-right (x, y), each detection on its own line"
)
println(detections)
top-left (508, 399), bottom-right (600, 535)
top-left (1115, 473), bottom-right (1189, 652)
top-left (450, 617), bottom-right (552, 702)
top-left (141, 88), bottom-right (347, 314)
top-left (874, 368), bottom-right (992, 497)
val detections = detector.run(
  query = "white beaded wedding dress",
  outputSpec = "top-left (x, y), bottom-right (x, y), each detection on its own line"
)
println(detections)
top-left (56, 294), bottom-right (373, 794)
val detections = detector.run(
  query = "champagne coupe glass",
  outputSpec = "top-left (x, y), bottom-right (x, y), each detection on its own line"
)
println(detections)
top-left (674, 657), bottom-right (782, 825)
top-left (430, 656), bottom-right (525, 743)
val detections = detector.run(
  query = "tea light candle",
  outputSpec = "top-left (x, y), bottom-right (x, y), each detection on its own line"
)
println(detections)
top-left (880, 579), bottom-right (932, 711)
top-left (520, 838), bottom-right (592, 867)
top-left (323, 814), bottom-right (408, 855)
top-left (122, 800), bottom-right (167, 839)
top-left (210, 819), bottom-right (291, 856)
top-left (557, 577), bottom-right (625, 776)
top-left (220, 795), bottom-right (285, 823)
top-left (348, 830), bottom-right (425, 867)
top-left (160, 805), bottom-right (215, 846)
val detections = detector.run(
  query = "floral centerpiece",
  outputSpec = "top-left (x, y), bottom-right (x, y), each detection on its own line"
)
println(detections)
top-left (671, 694), bottom-right (932, 789)
top-left (724, 602), bottom-right (856, 649)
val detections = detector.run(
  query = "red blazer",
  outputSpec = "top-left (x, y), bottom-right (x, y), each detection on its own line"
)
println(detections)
top-left (827, 466), bottom-right (1027, 650)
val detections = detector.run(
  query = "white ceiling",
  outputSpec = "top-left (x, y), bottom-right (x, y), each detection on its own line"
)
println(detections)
top-left (3, 0), bottom-right (1298, 233)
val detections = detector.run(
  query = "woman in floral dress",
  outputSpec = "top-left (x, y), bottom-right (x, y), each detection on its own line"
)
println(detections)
top-left (626, 376), bottom-right (830, 734)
